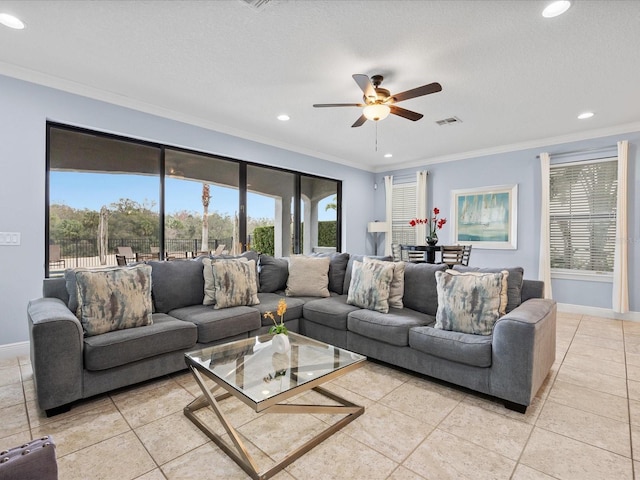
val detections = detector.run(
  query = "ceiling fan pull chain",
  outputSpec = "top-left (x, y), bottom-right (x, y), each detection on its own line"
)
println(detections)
top-left (375, 122), bottom-right (378, 152)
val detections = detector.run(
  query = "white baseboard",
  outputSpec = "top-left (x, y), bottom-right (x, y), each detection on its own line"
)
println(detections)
top-left (0, 341), bottom-right (30, 360)
top-left (557, 303), bottom-right (640, 322)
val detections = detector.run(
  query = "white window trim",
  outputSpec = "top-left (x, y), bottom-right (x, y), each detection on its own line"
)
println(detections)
top-left (549, 156), bottom-right (617, 278)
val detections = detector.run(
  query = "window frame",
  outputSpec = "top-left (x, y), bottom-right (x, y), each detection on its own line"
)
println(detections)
top-left (549, 156), bottom-right (617, 282)
top-left (45, 122), bottom-right (342, 276)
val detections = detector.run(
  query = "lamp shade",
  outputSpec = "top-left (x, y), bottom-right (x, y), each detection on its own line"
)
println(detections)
top-left (363, 104), bottom-right (390, 121)
top-left (367, 221), bottom-right (389, 233)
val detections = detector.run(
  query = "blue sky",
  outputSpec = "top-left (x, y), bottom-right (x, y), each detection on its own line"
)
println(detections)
top-left (50, 172), bottom-right (335, 220)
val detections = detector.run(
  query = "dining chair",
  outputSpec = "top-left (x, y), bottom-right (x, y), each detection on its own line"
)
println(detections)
top-left (439, 245), bottom-right (466, 267)
top-left (400, 245), bottom-right (426, 262)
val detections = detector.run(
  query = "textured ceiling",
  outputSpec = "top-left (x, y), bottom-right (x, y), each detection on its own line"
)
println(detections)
top-left (1, 0), bottom-right (639, 172)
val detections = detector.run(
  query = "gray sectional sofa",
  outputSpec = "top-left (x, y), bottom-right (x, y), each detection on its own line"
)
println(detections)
top-left (28, 252), bottom-right (556, 416)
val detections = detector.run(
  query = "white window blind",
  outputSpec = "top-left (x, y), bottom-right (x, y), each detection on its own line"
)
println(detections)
top-left (391, 183), bottom-right (416, 245)
top-left (549, 158), bottom-right (617, 273)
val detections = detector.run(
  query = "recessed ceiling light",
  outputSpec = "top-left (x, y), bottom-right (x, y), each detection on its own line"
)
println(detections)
top-left (384, 153), bottom-right (393, 158)
top-left (277, 114), bottom-right (290, 121)
top-left (577, 112), bottom-right (594, 120)
top-left (0, 13), bottom-right (25, 29)
top-left (542, 1), bottom-right (571, 18)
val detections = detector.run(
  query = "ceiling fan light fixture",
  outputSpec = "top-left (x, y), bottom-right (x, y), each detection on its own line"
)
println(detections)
top-left (363, 104), bottom-right (390, 122)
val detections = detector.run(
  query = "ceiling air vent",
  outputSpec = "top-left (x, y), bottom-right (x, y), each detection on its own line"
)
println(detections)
top-left (240, 0), bottom-right (273, 10)
top-left (435, 116), bottom-right (462, 126)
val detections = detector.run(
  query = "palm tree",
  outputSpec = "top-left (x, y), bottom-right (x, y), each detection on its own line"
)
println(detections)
top-left (201, 184), bottom-right (210, 251)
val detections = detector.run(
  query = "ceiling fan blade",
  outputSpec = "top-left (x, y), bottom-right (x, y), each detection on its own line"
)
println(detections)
top-left (313, 103), bottom-right (364, 108)
top-left (352, 74), bottom-right (376, 102)
top-left (351, 114), bottom-right (367, 128)
top-left (390, 82), bottom-right (442, 103)
top-left (389, 105), bottom-right (424, 121)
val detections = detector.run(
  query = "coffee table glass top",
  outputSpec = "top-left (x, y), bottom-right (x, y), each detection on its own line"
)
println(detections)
top-left (185, 332), bottom-right (365, 405)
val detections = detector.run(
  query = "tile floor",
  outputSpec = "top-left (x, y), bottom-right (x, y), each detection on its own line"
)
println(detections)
top-left (1, 311), bottom-right (639, 479)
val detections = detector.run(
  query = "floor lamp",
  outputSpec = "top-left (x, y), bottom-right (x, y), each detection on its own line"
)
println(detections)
top-left (367, 221), bottom-right (388, 256)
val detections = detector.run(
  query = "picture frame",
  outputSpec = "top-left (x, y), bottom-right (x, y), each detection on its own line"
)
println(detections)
top-left (451, 184), bottom-right (518, 250)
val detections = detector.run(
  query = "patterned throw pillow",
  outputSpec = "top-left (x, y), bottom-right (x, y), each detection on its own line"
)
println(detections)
top-left (202, 257), bottom-right (248, 305)
top-left (435, 269), bottom-right (509, 335)
top-left (211, 259), bottom-right (260, 309)
top-left (364, 257), bottom-right (405, 309)
top-left (285, 255), bottom-right (331, 297)
top-left (347, 260), bottom-right (395, 313)
top-left (75, 264), bottom-right (153, 336)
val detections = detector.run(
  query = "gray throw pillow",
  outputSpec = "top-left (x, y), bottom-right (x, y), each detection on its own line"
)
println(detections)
top-left (148, 260), bottom-right (204, 313)
top-left (258, 255), bottom-right (289, 293)
top-left (343, 254), bottom-right (392, 295)
top-left (435, 270), bottom-right (509, 336)
top-left (346, 260), bottom-right (395, 313)
top-left (402, 263), bottom-right (448, 316)
top-left (453, 266), bottom-right (524, 313)
top-left (75, 265), bottom-right (153, 336)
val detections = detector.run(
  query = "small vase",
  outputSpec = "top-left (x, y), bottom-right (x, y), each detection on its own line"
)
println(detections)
top-left (272, 333), bottom-right (290, 353)
top-left (426, 235), bottom-right (438, 246)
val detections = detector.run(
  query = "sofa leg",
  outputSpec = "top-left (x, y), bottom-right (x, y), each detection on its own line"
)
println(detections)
top-left (45, 404), bottom-right (72, 417)
top-left (503, 400), bottom-right (527, 414)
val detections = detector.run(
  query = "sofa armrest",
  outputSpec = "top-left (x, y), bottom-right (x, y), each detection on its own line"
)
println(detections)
top-left (28, 297), bottom-right (84, 412)
top-left (490, 298), bottom-right (556, 407)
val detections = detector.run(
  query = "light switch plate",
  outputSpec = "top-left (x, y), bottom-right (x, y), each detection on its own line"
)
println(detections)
top-left (0, 232), bottom-right (21, 245)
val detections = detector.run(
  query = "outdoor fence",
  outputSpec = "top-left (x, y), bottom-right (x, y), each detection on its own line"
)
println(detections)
top-left (50, 237), bottom-right (238, 269)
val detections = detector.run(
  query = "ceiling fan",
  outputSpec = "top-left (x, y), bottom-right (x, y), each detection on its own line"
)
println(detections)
top-left (313, 74), bottom-right (442, 128)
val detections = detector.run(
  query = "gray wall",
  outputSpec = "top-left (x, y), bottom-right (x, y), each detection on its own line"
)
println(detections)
top-left (377, 134), bottom-right (640, 312)
top-left (0, 74), bottom-right (375, 345)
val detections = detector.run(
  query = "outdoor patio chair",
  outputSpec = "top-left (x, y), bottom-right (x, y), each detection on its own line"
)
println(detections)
top-left (117, 246), bottom-right (136, 263)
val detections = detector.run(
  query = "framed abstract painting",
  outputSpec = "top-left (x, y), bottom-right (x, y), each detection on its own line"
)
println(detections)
top-left (451, 184), bottom-right (518, 249)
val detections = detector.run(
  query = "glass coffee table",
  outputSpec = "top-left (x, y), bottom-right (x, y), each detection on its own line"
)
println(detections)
top-left (184, 332), bottom-right (366, 480)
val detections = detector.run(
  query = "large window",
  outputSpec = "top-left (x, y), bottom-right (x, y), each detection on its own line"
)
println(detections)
top-left (549, 157), bottom-right (618, 275)
top-left (46, 123), bottom-right (341, 275)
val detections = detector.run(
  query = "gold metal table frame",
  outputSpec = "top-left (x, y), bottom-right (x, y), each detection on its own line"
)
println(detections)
top-left (183, 334), bottom-right (365, 480)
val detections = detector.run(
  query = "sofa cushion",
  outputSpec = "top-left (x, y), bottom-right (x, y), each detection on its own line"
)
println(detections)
top-left (83, 313), bottom-right (197, 370)
top-left (256, 293), bottom-right (305, 326)
top-left (74, 265), bottom-right (153, 336)
top-left (347, 308), bottom-right (434, 347)
top-left (169, 304), bottom-right (261, 343)
top-left (311, 252), bottom-right (350, 294)
top-left (303, 296), bottom-right (361, 330)
top-left (364, 257), bottom-right (405, 309)
top-left (212, 251), bottom-right (260, 292)
top-left (149, 260), bottom-right (204, 313)
top-left (347, 260), bottom-right (394, 313)
top-left (285, 255), bottom-right (330, 297)
top-left (453, 265), bottom-right (524, 313)
top-left (409, 326), bottom-right (492, 367)
top-left (343, 254), bottom-right (392, 295)
top-left (435, 270), bottom-right (509, 336)
top-left (203, 257), bottom-right (248, 305)
top-left (402, 262), bottom-right (448, 316)
top-left (210, 259), bottom-right (259, 309)
top-left (258, 255), bottom-right (289, 293)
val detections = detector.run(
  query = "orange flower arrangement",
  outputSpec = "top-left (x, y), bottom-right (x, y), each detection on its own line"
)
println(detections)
top-left (263, 298), bottom-right (288, 335)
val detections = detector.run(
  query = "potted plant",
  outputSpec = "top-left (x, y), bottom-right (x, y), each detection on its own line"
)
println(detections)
top-left (409, 207), bottom-right (447, 245)
top-left (264, 298), bottom-right (289, 353)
